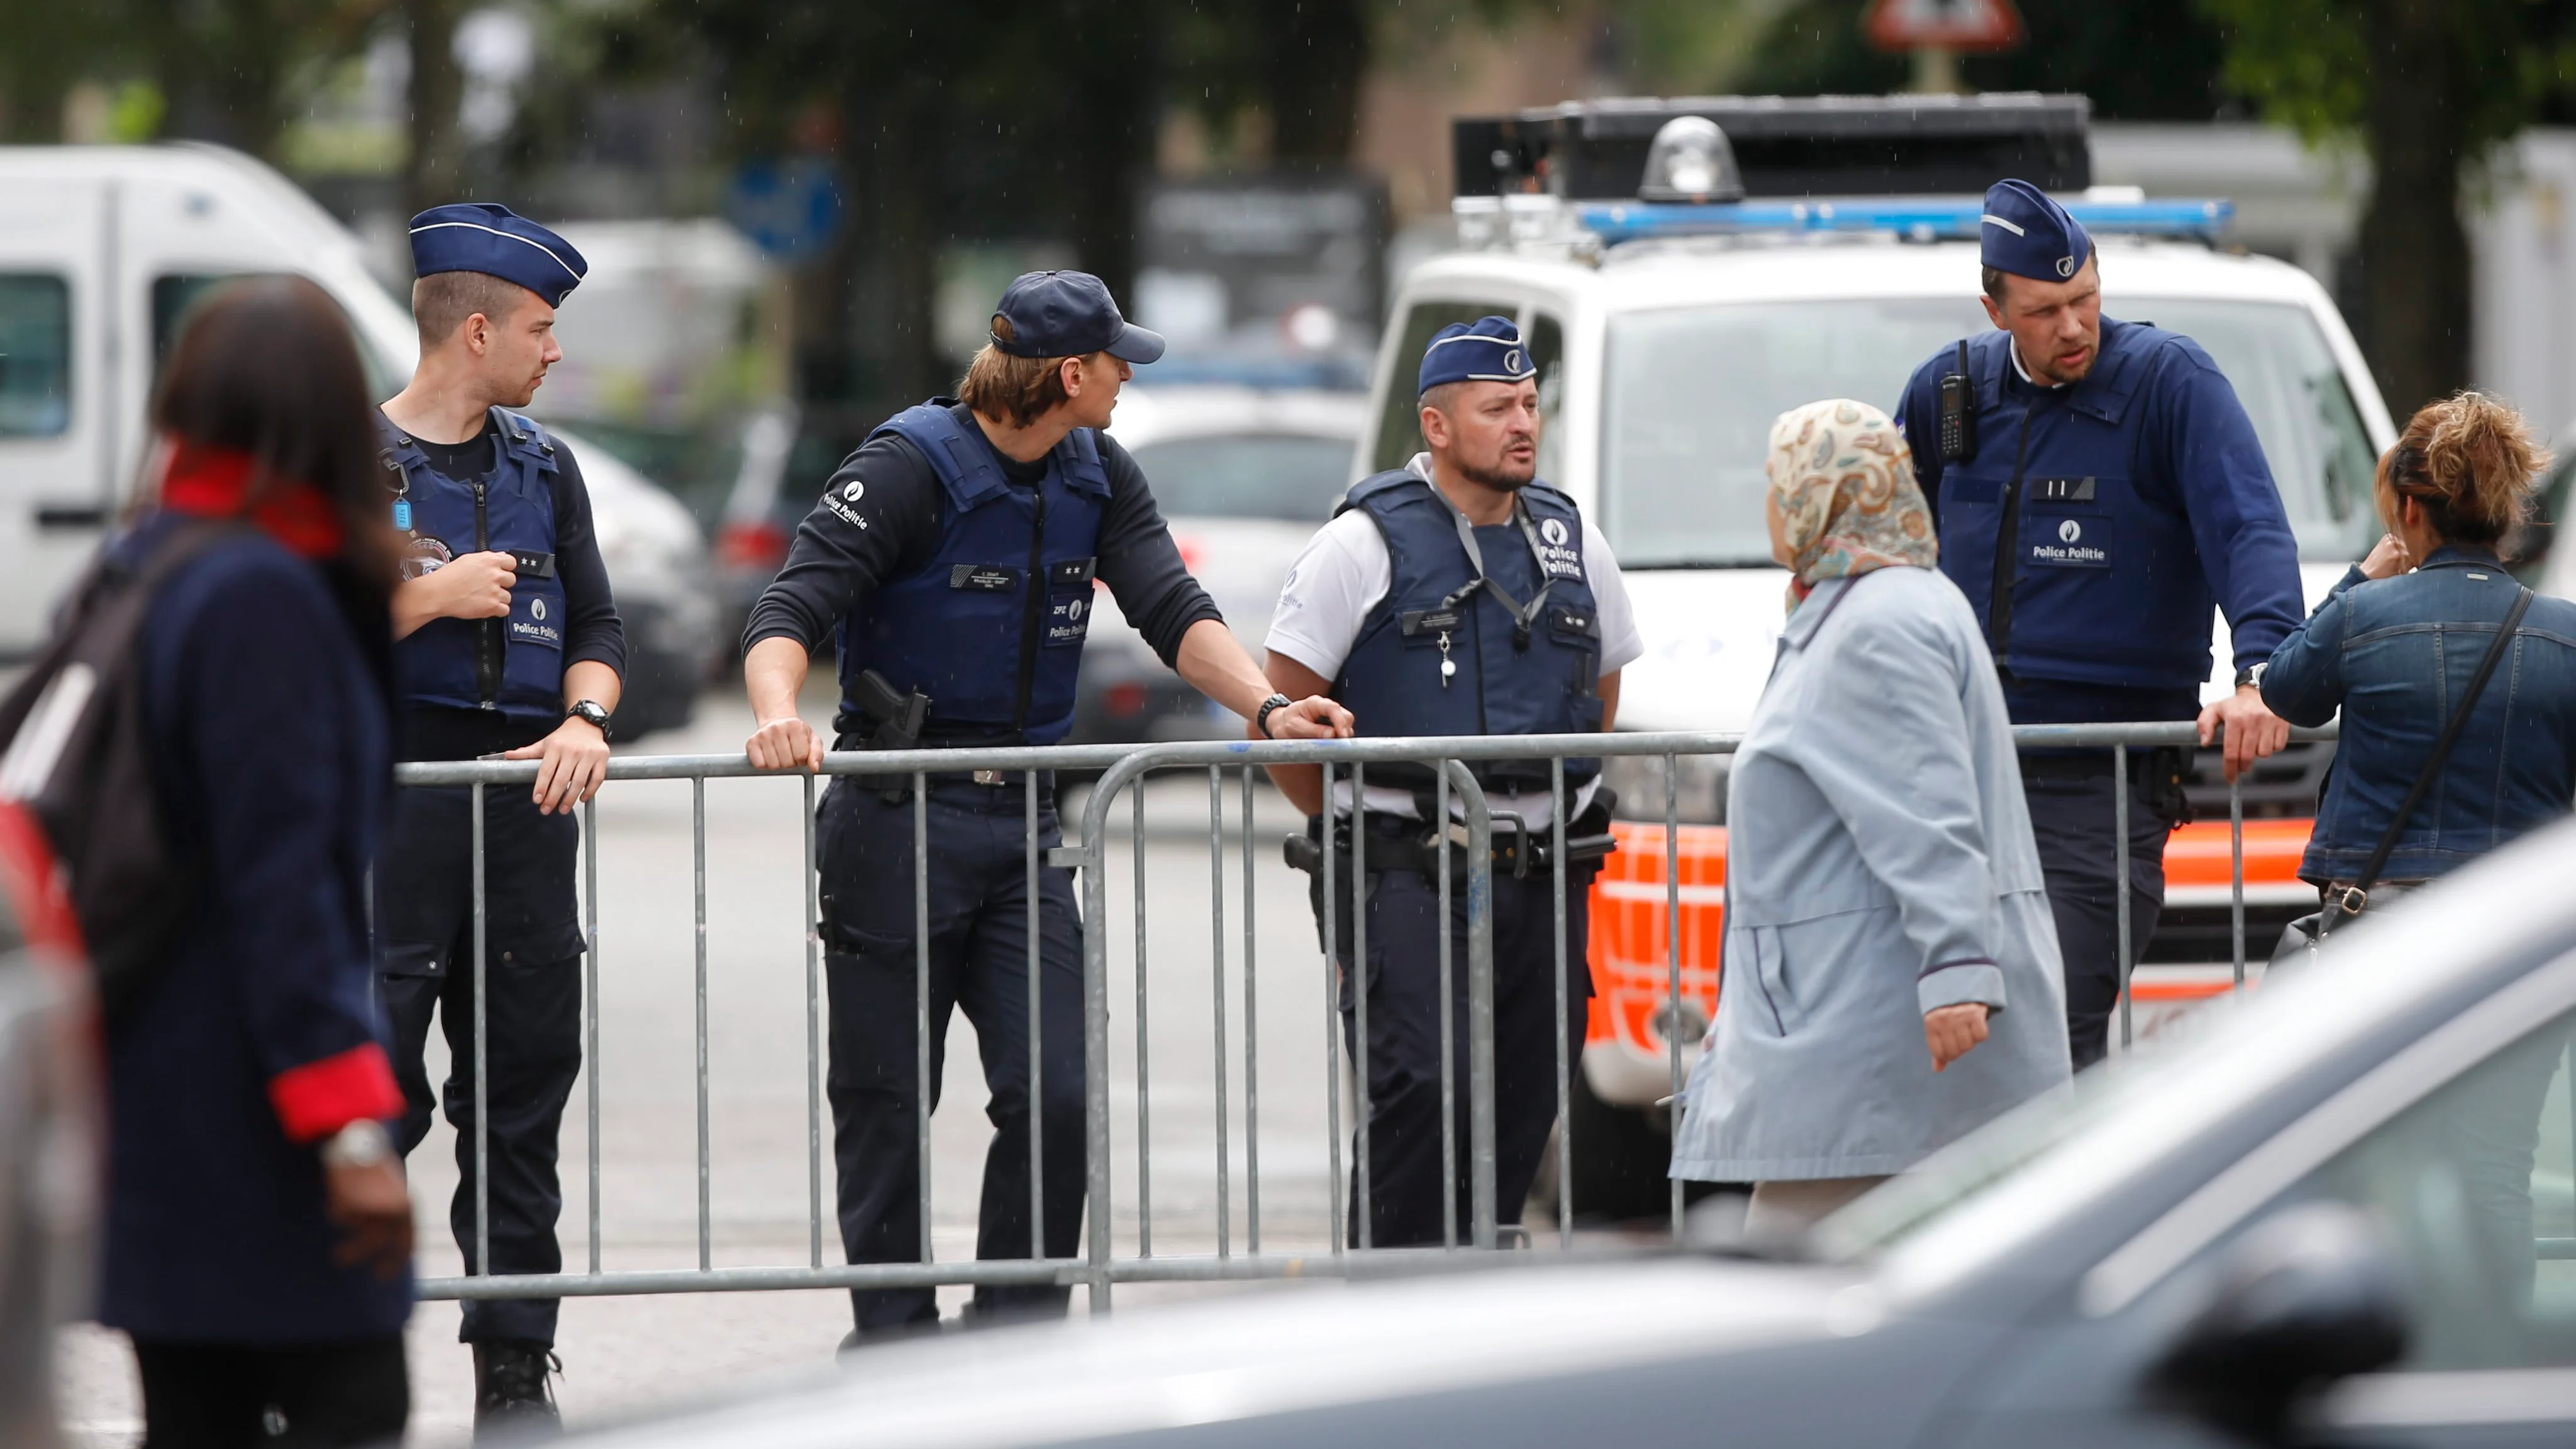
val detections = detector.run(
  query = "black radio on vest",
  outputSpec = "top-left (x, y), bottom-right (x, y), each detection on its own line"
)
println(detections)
top-left (1938, 338), bottom-right (1976, 462)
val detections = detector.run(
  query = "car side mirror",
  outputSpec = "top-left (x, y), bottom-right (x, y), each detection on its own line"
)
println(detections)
top-left (2146, 1202), bottom-right (2407, 1445)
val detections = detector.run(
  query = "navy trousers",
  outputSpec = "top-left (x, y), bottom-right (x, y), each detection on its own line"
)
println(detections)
top-left (816, 777), bottom-right (1087, 1334)
top-left (375, 784), bottom-right (584, 1346)
top-left (2022, 767), bottom-right (2179, 1070)
top-left (1325, 825), bottom-right (1592, 1248)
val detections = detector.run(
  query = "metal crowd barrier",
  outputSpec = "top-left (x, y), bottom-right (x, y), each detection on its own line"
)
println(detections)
top-left (394, 720), bottom-right (2336, 1314)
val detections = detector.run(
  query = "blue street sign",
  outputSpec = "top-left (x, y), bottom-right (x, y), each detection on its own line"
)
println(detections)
top-left (726, 159), bottom-right (845, 262)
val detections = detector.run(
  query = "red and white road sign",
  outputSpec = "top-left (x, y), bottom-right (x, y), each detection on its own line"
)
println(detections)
top-left (1862, 0), bottom-right (2026, 52)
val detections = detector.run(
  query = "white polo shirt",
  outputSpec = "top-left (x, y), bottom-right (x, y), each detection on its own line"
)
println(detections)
top-left (1265, 454), bottom-right (1643, 821)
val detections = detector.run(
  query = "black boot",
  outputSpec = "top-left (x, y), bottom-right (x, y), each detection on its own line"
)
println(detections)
top-left (472, 1339), bottom-right (562, 1438)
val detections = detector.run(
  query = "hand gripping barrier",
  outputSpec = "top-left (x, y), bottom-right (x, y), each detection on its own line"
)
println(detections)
top-left (391, 721), bottom-right (2333, 1312)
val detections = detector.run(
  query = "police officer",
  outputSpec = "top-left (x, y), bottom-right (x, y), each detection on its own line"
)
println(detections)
top-left (741, 271), bottom-right (1350, 1346)
top-left (1895, 180), bottom-right (2302, 1070)
top-left (1262, 316), bottom-right (1641, 1247)
top-left (375, 204), bottom-right (625, 1430)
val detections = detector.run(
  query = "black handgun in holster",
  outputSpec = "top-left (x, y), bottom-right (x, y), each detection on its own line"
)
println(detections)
top-left (852, 669), bottom-right (929, 753)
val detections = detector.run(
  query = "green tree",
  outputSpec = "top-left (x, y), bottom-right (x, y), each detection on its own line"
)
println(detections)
top-left (2201, 0), bottom-right (2576, 418)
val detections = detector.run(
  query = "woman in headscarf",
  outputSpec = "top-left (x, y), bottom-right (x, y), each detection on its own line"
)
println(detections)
top-left (1669, 399), bottom-right (2071, 1238)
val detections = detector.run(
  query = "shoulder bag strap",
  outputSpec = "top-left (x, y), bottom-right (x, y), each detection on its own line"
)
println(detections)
top-left (2340, 584), bottom-right (2533, 910)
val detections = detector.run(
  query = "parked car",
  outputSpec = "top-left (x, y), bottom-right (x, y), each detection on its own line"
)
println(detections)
top-left (550, 425), bottom-right (719, 741)
top-left (1074, 384), bottom-right (1365, 743)
top-left (567, 815), bottom-right (2576, 1448)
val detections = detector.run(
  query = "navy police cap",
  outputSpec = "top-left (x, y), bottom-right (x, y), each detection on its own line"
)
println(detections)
top-left (991, 270), bottom-right (1165, 364)
top-left (1979, 179), bottom-right (2093, 283)
top-left (408, 203), bottom-right (588, 307)
top-left (1418, 315), bottom-right (1537, 396)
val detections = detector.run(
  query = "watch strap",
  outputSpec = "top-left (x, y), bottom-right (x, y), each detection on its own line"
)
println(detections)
top-left (1255, 693), bottom-right (1293, 738)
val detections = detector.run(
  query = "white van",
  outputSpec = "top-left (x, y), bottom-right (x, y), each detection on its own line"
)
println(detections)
top-left (0, 143), bottom-right (717, 733)
top-left (1356, 100), bottom-right (2397, 1207)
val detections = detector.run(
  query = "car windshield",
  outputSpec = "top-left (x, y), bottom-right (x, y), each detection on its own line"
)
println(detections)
top-left (1599, 297), bottom-right (2381, 569)
top-left (1125, 432), bottom-right (1357, 523)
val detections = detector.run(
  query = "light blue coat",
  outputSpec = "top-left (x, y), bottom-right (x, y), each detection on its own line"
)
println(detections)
top-left (1670, 567), bottom-right (2071, 1183)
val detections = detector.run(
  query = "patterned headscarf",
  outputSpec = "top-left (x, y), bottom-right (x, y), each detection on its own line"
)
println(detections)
top-left (1765, 398), bottom-right (1938, 608)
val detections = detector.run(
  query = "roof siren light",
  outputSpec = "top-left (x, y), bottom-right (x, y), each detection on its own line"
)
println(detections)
top-left (1637, 116), bottom-right (1744, 204)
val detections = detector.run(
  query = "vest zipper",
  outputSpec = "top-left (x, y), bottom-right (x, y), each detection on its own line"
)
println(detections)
top-left (1985, 402), bottom-right (2040, 677)
top-left (472, 477), bottom-right (499, 708)
top-left (1012, 487), bottom-right (1046, 738)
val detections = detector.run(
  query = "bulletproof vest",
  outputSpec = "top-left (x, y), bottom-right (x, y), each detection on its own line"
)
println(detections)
top-left (1931, 319), bottom-right (2223, 693)
top-left (1333, 471), bottom-right (1605, 792)
top-left (836, 401), bottom-right (1110, 746)
top-left (378, 409), bottom-right (568, 721)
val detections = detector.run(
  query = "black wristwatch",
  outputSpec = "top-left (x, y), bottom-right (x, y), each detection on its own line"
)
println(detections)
top-left (1255, 693), bottom-right (1294, 738)
top-left (567, 699), bottom-right (613, 735)
top-left (2233, 664), bottom-right (2266, 691)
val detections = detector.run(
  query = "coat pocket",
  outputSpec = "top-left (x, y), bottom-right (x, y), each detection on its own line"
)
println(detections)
top-left (1745, 923), bottom-right (1801, 1036)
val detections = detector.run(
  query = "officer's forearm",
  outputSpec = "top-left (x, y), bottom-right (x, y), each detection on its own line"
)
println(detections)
top-left (389, 575), bottom-right (441, 640)
top-left (1173, 618), bottom-right (1275, 723)
top-left (1257, 652), bottom-right (1334, 816)
top-left (1598, 670), bottom-right (1621, 733)
top-left (744, 636), bottom-right (811, 724)
top-left (563, 659), bottom-right (621, 715)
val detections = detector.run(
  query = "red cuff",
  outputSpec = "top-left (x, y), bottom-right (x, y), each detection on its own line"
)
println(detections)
top-left (268, 1043), bottom-right (402, 1144)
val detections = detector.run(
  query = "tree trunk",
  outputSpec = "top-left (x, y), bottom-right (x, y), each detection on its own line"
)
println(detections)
top-left (1061, 5), bottom-right (1159, 309)
top-left (2360, 0), bottom-right (2470, 421)
top-left (1263, 0), bottom-right (1367, 167)
top-left (403, 0), bottom-right (465, 215)
top-left (846, 76), bottom-right (941, 415)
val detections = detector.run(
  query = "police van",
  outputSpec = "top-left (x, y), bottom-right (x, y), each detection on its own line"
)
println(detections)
top-left (1353, 96), bottom-right (2393, 1209)
top-left (0, 142), bottom-right (718, 733)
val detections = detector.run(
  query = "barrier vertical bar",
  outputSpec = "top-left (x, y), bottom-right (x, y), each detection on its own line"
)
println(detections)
top-left (915, 775), bottom-right (931, 1265)
top-left (1551, 757), bottom-right (1571, 1250)
top-left (1241, 765), bottom-right (1260, 1255)
top-left (1026, 770), bottom-right (1043, 1269)
top-left (1664, 754), bottom-right (1683, 1236)
top-left (2116, 745), bottom-right (2134, 1053)
top-left (1208, 766), bottom-right (1230, 1258)
top-left (584, 793), bottom-right (600, 1275)
top-left (1133, 780), bottom-right (1152, 1258)
top-left (1453, 763), bottom-right (1497, 1252)
top-left (1353, 761), bottom-right (1372, 1253)
top-left (1437, 764), bottom-right (1457, 1250)
top-left (694, 777), bottom-right (710, 1271)
top-left (1321, 762), bottom-right (1344, 1260)
top-left (804, 774), bottom-right (823, 1268)
top-left (473, 784), bottom-right (490, 1279)
top-left (2229, 777), bottom-right (2246, 991)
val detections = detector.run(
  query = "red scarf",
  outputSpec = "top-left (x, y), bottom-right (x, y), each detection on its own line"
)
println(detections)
top-left (158, 440), bottom-right (347, 560)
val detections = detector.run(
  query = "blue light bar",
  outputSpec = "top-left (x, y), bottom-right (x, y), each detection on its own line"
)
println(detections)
top-left (1572, 196), bottom-right (2233, 247)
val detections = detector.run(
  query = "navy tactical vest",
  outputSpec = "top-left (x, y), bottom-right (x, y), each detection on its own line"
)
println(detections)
top-left (379, 409), bottom-right (567, 721)
top-left (836, 402), bottom-right (1110, 746)
top-left (1333, 471), bottom-right (1604, 791)
top-left (1931, 319), bottom-right (2235, 693)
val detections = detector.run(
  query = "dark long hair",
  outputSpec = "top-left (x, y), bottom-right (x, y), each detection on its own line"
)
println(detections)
top-left (150, 275), bottom-right (401, 589)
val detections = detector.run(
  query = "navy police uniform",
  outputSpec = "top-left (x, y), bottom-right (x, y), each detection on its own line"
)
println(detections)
top-left (1306, 317), bottom-right (1610, 1248)
top-left (1894, 180), bottom-right (2304, 1068)
top-left (374, 205), bottom-right (627, 1350)
top-left (742, 271), bottom-right (1202, 1336)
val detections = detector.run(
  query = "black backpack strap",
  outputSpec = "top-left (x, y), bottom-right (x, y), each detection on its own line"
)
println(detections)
top-left (2340, 585), bottom-right (2533, 909)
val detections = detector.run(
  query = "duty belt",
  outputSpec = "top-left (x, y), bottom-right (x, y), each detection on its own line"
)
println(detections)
top-left (1282, 810), bottom-right (1616, 882)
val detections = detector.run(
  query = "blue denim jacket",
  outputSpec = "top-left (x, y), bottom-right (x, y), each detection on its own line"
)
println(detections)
top-left (2263, 545), bottom-right (2576, 884)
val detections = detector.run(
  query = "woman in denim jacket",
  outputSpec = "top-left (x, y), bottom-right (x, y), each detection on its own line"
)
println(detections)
top-left (2262, 391), bottom-right (2576, 896)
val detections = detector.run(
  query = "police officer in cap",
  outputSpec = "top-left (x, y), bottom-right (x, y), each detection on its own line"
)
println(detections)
top-left (1262, 316), bottom-right (1641, 1246)
top-left (741, 271), bottom-right (1350, 1346)
top-left (377, 203), bottom-right (625, 1430)
top-left (1895, 180), bottom-right (2302, 1070)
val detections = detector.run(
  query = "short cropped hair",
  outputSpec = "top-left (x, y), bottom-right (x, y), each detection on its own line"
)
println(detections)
top-left (412, 270), bottom-right (535, 349)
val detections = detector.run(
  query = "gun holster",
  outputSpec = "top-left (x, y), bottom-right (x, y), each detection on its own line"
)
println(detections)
top-left (852, 668), bottom-right (931, 802)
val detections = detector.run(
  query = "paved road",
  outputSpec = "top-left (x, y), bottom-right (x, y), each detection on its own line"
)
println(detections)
top-left (61, 689), bottom-right (1350, 1445)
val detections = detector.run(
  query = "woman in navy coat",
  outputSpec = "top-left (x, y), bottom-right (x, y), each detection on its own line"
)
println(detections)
top-left (101, 278), bottom-right (416, 1447)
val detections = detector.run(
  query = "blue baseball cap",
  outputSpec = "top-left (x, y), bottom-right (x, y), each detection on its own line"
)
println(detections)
top-left (408, 203), bottom-right (587, 307)
top-left (1418, 315), bottom-right (1537, 396)
top-left (1979, 179), bottom-right (2092, 283)
top-left (991, 271), bottom-right (1164, 364)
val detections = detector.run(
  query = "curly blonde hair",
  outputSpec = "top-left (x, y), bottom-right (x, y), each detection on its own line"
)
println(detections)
top-left (2379, 391), bottom-right (2553, 551)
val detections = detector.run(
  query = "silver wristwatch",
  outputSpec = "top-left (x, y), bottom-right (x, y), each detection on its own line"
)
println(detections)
top-left (567, 699), bottom-right (613, 734)
top-left (320, 1118), bottom-right (394, 1169)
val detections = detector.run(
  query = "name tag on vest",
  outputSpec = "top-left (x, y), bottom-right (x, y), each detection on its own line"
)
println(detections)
top-left (950, 565), bottom-right (1022, 592)
top-left (1401, 608), bottom-right (1464, 636)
